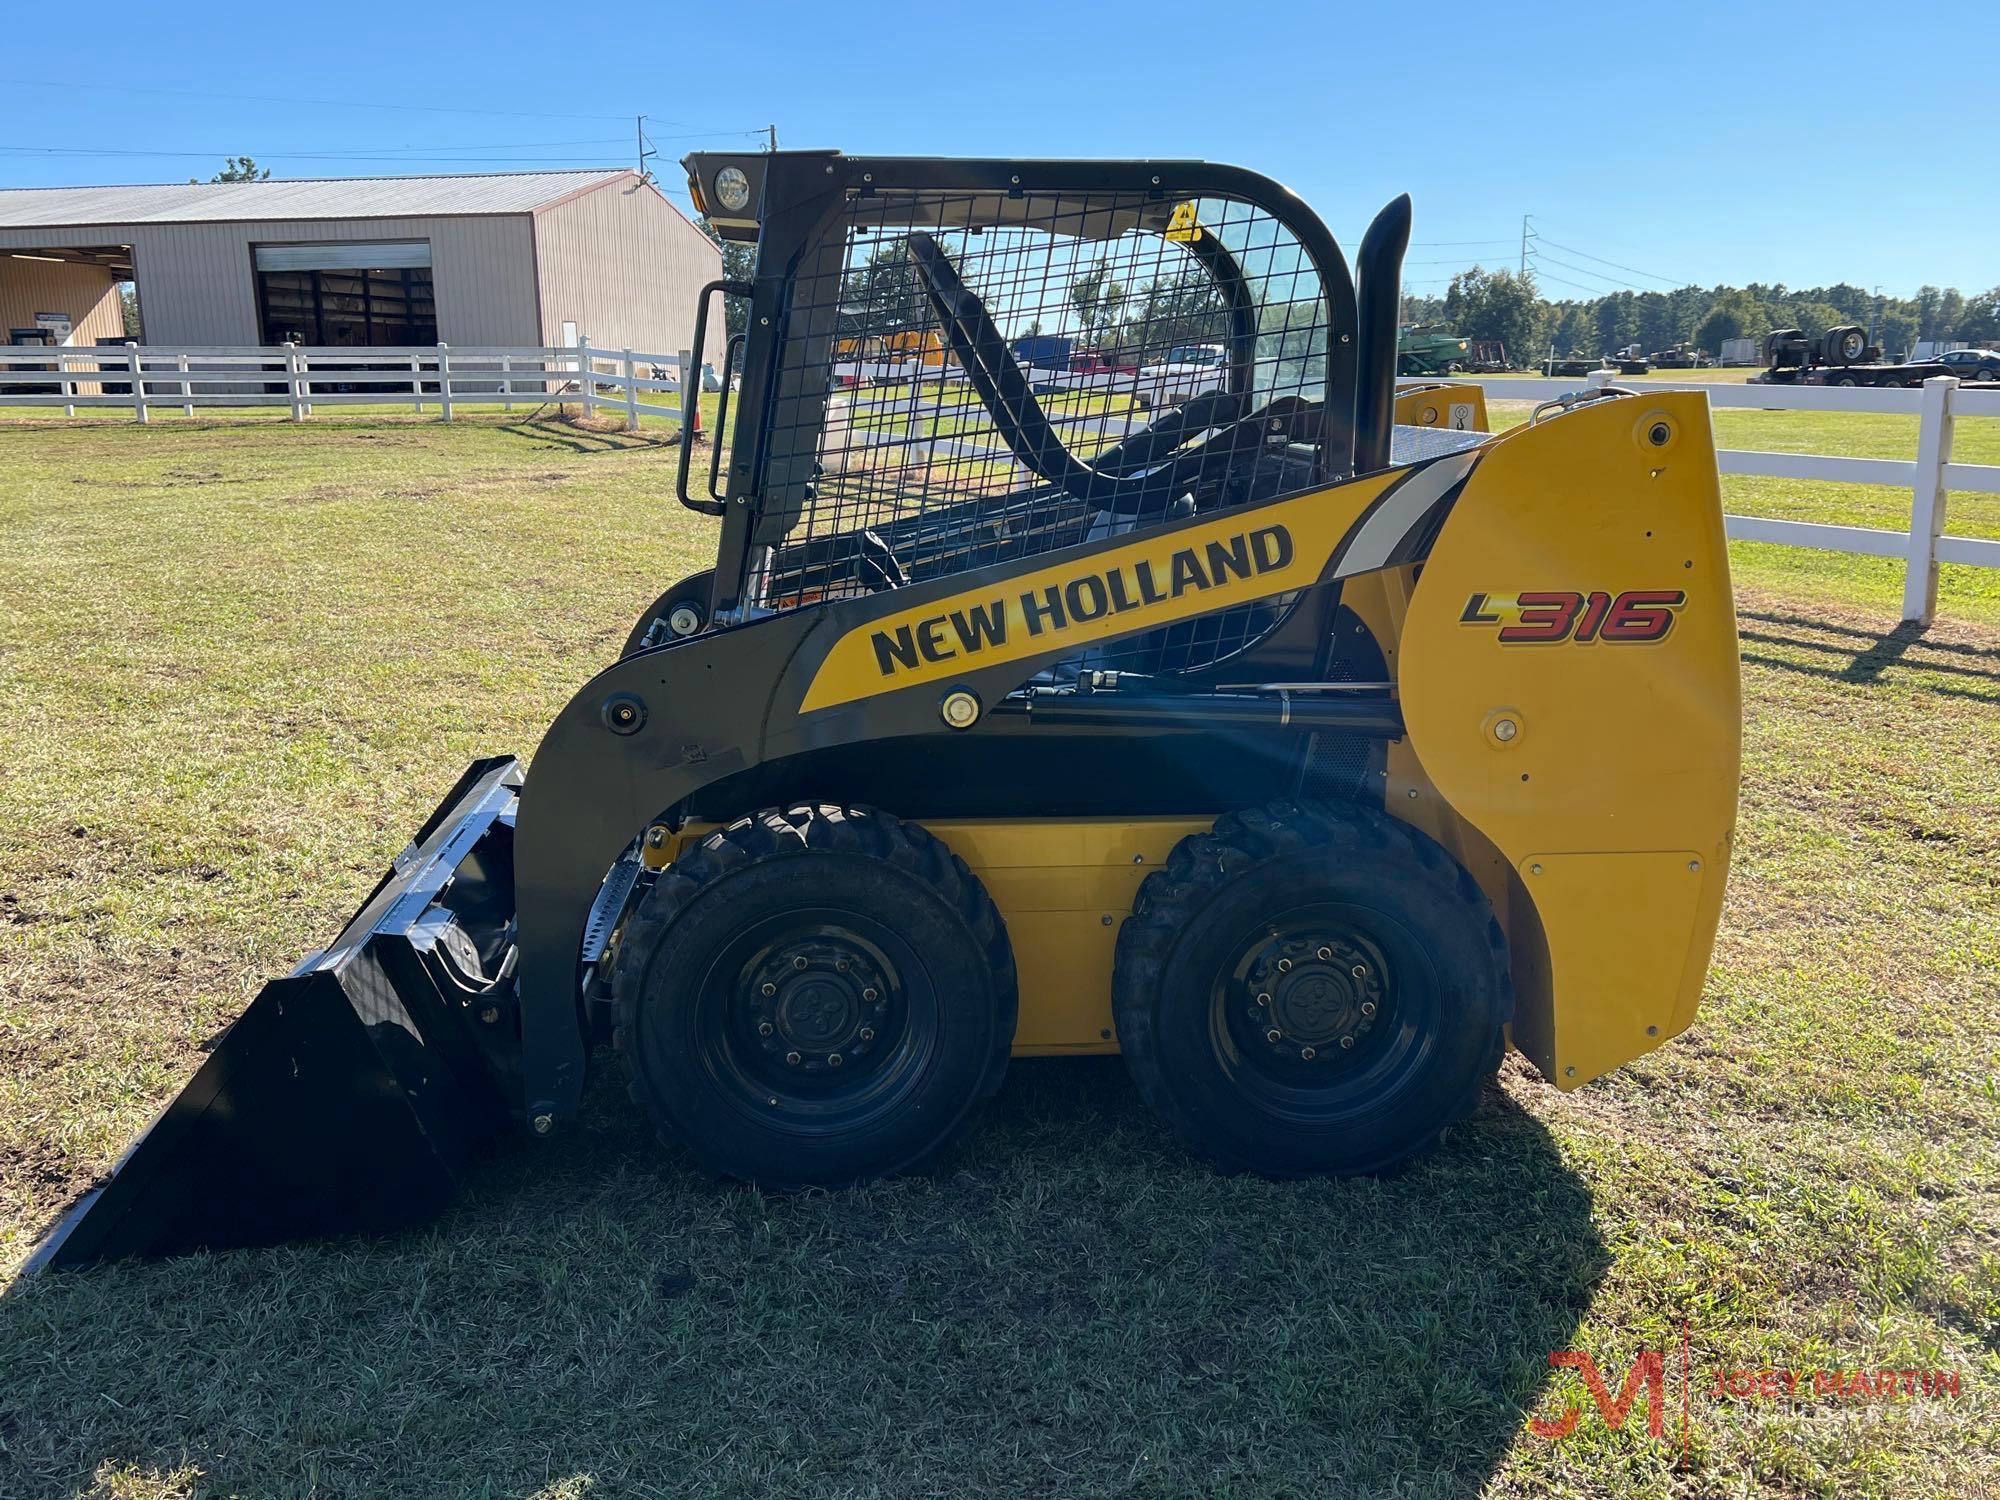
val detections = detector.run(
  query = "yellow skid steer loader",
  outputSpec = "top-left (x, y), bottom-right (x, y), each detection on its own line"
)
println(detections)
top-left (30, 152), bottom-right (1738, 1270)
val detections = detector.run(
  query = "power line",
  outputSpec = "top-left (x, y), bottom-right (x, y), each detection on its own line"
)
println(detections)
top-left (0, 137), bottom-right (627, 157)
top-left (1534, 254), bottom-right (1645, 292)
top-left (0, 133), bottom-right (768, 168)
top-left (1534, 271), bottom-right (1615, 297)
top-left (1535, 236), bottom-right (1687, 287)
top-left (0, 75), bottom-right (641, 124)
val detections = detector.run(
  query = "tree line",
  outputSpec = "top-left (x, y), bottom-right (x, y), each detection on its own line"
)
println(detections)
top-left (1408, 268), bottom-right (2000, 363)
top-left (704, 213), bottom-right (2000, 367)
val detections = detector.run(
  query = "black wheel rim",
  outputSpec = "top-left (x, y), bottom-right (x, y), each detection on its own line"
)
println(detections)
top-left (1207, 900), bottom-right (1440, 1123)
top-left (691, 906), bottom-right (939, 1133)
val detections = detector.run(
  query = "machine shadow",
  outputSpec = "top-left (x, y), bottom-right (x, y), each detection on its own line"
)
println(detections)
top-left (1, 1058), bottom-right (1604, 1497)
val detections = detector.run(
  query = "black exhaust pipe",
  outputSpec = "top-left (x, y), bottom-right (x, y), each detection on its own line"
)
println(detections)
top-left (1352, 194), bottom-right (1412, 475)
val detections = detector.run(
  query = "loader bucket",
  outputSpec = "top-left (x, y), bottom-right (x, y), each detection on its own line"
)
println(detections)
top-left (26, 758), bottom-right (526, 1273)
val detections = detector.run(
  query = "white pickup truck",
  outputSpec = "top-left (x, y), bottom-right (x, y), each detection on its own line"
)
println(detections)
top-left (1133, 343), bottom-right (1230, 409)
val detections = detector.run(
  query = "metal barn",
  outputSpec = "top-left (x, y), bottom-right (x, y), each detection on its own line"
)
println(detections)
top-left (0, 170), bottom-right (720, 355)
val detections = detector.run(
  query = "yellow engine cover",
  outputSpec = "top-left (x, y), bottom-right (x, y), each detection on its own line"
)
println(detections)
top-left (1395, 390), bottom-right (1740, 1086)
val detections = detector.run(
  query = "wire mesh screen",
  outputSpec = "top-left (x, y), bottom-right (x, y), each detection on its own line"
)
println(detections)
top-left (750, 186), bottom-right (1337, 678)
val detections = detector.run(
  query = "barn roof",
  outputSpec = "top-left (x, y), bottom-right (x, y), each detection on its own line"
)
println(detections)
top-left (0, 170), bottom-right (637, 228)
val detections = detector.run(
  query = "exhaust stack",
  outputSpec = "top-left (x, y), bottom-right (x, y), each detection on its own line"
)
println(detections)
top-left (1352, 194), bottom-right (1413, 475)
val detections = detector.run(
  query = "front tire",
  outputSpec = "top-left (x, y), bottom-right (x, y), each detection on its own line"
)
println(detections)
top-left (1112, 802), bottom-right (1508, 1177)
top-left (613, 805), bottom-right (1016, 1187)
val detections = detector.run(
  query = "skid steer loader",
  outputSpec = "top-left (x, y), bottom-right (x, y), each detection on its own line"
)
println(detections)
top-left (29, 152), bottom-right (1739, 1271)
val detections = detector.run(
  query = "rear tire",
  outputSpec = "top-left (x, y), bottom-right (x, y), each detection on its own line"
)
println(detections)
top-left (613, 805), bottom-right (1016, 1187)
top-left (1112, 801), bottom-right (1508, 1177)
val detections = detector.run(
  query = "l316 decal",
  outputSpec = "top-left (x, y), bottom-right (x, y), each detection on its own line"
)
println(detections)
top-left (1460, 590), bottom-right (1686, 644)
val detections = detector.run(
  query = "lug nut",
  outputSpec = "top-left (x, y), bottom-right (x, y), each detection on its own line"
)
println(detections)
top-left (859, 1027), bottom-right (875, 1041)
top-left (1266, 1028), bottom-right (1283, 1043)
top-left (1255, 992), bottom-right (1272, 1006)
top-left (1316, 946), bottom-right (1333, 961)
top-left (785, 1050), bottom-right (802, 1066)
top-left (862, 986), bottom-right (879, 1002)
top-left (828, 1053), bottom-right (844, 1067)
top-left (1300, 1046), bottom-right (1317, 1060)
top-left (1277, 958), bottom-right (1292, 973)
top-left (1360, 1001), bottom-right (1376, 1017)
top-left (1340, 1035), bottom-right (1355, 1049)
top-left (761, 981), bottom-right (778, 997)
top-left (532, 1114), bottom-right (554, 1135)
top-left (793, 955), bottom-right (809, 971)
top-left (836, 958), bottom-right (850, 972)
top-left (1351, 964), bottom-right (1367, 979)
top-left (758, 1021), bottom-right (774, 1036)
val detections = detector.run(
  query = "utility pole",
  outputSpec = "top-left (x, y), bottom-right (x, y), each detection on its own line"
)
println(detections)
top-left (636, 116), bottom-right (656, 182)
top-left (1519, 214), bottom-right (1536, 279)
top-left (766, 124), bottom-right (778, 153)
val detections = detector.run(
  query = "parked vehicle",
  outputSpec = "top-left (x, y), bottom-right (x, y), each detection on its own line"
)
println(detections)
top-left (1068, 349), bottom-right (1137, 375)
top-left (30, 146), bottom-right (1741, 1268)
top-left (1540, 352), bottom-right (1608, 378)
top-left (1936, 348), bottom-right (2000, 382)
top-left (1612, 344), bottom-right (1651, 376)
top-left (1011, 333), bottom-right (1074, 370)
top-left (1649, 342), bottom-right (1707, 370)
top-left (1396, 325), bottom-right (1469, 376)
top-left (1751, 326), bottom-right (1951, 388)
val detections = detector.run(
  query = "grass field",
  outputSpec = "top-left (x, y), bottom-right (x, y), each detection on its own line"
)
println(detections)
top-left (0, 407), bottom-right (1995, 1498)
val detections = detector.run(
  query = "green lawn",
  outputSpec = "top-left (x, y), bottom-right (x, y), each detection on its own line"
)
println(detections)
top-left (0, 409), bottom-right (1995, 1498)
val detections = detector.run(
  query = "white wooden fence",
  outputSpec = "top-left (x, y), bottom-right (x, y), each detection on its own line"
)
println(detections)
top-left (0, 340), bottom-right (698, 434)
top-left (1410, 373), bottom-right (2000, 626)
top-left (4, 342), bottom-right (1993, 626)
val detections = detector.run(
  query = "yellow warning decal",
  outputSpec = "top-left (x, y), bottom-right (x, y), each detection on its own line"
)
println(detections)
top-left (1165, 201), bottom-right (1203, 243)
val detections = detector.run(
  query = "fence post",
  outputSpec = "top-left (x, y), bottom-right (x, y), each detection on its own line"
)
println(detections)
top-left (622, 348), bottom-right (639, 432)
top-left (177, 352), bottom-right (193, 418)
top-left (60, 350), bottom-right (74, 418)
top-left (1904, 375), bottom-right (1957, 627)
top-left (410, 350), bottom-right (423, 413)
top-left (678, 347), bottom-right (694, 438)
top-left (437, 343), bottom-right (453, 423)
top-left (285, 342), bottom-right (304, 422)
top-left (578, 336), bottom-right (595, 418)
top-left (126, 342), bottom-right (148, 425)
top-left (501, 353), bottom-right (513, 413)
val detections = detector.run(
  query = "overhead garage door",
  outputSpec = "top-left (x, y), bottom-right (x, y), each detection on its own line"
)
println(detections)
top-left (253, 241), bottom-right (436, 347)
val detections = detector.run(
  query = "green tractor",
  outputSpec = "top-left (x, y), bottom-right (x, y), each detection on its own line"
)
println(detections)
top-left (1396, 324), bottom-right (1469, 376)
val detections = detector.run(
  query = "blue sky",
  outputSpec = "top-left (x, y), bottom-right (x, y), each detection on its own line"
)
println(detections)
top-left (5, 1), bottom-right (1995, 298)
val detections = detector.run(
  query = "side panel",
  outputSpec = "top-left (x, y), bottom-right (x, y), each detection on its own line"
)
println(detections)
top-left (655, 816), bottom-right (1213, 1054)
top-left (1396, 392), bottom-right (1739, 1087)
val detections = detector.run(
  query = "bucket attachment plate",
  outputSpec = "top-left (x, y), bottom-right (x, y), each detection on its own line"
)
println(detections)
top-left (27, 758), bottom-right (526, 1272)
